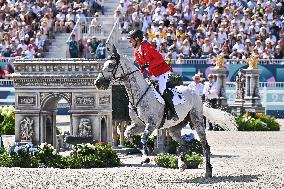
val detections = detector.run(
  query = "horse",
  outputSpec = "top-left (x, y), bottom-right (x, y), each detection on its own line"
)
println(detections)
top-left (95, 47), bottom-right (213, 178)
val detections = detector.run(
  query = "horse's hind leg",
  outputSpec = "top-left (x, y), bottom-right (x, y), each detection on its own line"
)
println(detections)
top-left (168, 119), bottom-right (189, 171)
top-left (190, 107), bottom-right (212, 178)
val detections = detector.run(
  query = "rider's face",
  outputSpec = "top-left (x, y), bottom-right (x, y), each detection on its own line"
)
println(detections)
top-left (129, 38), bottom-right (137, 48)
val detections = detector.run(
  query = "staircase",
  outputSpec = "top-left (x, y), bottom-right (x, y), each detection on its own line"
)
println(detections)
top-left (103, 0), bottom-right (119, 16)
top-left (45, 33), bottom-right (69, 58)
top-left (103, 1), bottom-right (134, 59)
top-left (45, 1), bottom-right (129, 59)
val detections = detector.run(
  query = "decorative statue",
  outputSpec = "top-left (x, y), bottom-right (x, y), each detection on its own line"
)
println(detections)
top-left (78, 118), bottom-right (92, 137)
top-left (94, 46), bottom-right (238, 178)
top-left (20, 117), bottom-right (34, 141)
top-left (247, 54), bottom-right (258, 69)
top-left (235, 69), bottom-right (245, 99)
top-left (213, 54), bottom-right (225, 69)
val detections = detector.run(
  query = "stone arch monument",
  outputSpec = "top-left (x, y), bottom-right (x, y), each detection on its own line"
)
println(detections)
top-left (13, 59), bottom-right (112, 146)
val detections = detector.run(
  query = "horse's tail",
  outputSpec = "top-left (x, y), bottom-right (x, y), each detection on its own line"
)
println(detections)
top-left (203, 104), bottom-right (238, 131)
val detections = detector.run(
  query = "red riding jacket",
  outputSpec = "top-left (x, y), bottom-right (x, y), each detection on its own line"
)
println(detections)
top-left (134, 41), bottom-right (172, 77)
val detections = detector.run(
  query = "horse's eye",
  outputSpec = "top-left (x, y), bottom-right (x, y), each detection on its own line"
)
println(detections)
top-left (109, 63), bottom-right (115, 69)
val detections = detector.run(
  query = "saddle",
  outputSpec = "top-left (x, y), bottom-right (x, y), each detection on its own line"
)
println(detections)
top-left (151, 81), bottom-right (185, 106)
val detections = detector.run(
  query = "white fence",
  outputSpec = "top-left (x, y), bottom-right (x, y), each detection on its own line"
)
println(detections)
top-left (225, 82), bottom-right (284, 113)
top-left (175, 59), bottom-right (284, 65)
top-left (1, 80), bottom-right (284, 112)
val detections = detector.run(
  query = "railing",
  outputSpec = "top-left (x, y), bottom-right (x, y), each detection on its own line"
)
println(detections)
top-left (174, 59), bottom-right (284, 65)
top-left (1, 80), bottom-right (284, 116)
top-left (105, 18), bottom-right (120, 56)
top-left (13, 58), bottom-right (105, 74)
top-left (0, 79), bottom-right (14, 86)
top-left (0, 57), bottom-right (17, 64)
top-left (65, 16), bottom-right (116, 58)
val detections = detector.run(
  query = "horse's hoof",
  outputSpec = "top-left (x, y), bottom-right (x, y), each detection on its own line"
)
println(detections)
top-left (179, 163), bottom-right (186, 172)
top-left (205, 172), bottom-right (212, 178)
top-left (141, 157), bottom-right (150, 165)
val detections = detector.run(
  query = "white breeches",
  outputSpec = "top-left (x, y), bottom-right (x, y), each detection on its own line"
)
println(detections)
top-left (150, 72), bottom-right (169, 94)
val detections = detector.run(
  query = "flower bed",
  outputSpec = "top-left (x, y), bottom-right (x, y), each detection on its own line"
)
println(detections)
top-left (0, 143), bottom-right (121, 168)
top-left (236, 113), bottom-right (280, 131)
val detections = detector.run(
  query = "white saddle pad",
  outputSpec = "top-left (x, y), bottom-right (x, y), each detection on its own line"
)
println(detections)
top-left (153, 87), bottom-right (186, 105)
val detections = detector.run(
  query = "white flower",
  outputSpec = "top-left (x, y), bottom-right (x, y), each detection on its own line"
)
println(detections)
top-left (8, 105), bottom-right (14, 111)
top-left (6, 110), bottom-right (12, 117)
top-left (2, 106), bottom-right (8, 112)
top-left (52, 150), bottom-right (57, 155)
top-left (1, 111), bottom-right (6, 116)
top-left (39, 142), bottom-right (47, 149)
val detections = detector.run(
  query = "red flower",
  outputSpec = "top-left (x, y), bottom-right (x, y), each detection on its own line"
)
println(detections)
top-left (99, 141), bottom-right (105, 144)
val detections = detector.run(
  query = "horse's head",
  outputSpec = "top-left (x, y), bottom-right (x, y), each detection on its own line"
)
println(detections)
top-left (95, 46), bottom-right (121, 90)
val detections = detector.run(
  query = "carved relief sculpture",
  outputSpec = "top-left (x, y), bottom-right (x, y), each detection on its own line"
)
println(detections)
top-left (18, 96), bottom-right (36, 105)
top-left (20, 117), bottom-right (34, 141)
top-left (99, 96), bottom-right (110, 105)
top-left (78, 118), bottom-right (92, 137)
top-left (76, 96), bottom-right (95, 105)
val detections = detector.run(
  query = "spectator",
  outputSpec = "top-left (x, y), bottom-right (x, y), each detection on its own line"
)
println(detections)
top-left (68, 34), bottom-right (79, 58)
top-left (95, 40), bottom-right (106, 59)
top-left (188, 74), bottom-right (204, 97)
top-left (55, 10), bottom-right (66, 33)
top-left (203, 74), bottom-right (218, 109)
top-left (65, 8), bottom-right (75, 33)
top-left (25, 44), bottom-right (35, 58)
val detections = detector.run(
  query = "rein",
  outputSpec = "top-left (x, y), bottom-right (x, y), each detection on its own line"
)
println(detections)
top-left (102, 58), bottom-right (153, 122)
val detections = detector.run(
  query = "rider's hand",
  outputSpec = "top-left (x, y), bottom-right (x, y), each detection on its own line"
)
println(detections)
top-left (139, 64), bottom-right (149, 70)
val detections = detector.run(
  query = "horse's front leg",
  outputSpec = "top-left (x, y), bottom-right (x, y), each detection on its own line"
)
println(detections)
top-left (140, 120), bottom-right (156, 165)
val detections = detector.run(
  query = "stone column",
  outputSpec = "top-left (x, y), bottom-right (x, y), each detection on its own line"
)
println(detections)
top-left (231, 70), bottom-right (245, 116)
top-left (118, 121), bottom-right (126, 147)
top-left (155, 129), bottom-right (166, 154)
top-left (52, 110), bottom-right (57, 147)
top-left (243, 68), bottom-right (265, 113)
top-left (112, 121), bottom-right (118, 147)
top-left (211, 67), bottom-right (228, 108)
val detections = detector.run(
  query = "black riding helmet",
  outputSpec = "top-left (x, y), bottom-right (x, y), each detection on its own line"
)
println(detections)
top-left (127, 29), bottom-right (144, 41)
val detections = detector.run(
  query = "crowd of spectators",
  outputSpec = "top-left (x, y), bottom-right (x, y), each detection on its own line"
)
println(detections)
top-left (0, 0), bottom-right (104, 60)
top-left (0, 0), bottom-right (104, 78)
top-left (115, 0), bottom-right (284, 61)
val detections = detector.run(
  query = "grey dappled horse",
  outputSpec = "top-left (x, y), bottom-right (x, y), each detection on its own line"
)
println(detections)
top-left (95, 48), bottom-right (212, 178)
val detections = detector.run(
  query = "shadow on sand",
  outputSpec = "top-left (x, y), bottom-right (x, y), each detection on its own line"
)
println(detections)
top-left (160, 174), bottom-right (260, 184)
top-left (211, 154), bottom-right (239, 158)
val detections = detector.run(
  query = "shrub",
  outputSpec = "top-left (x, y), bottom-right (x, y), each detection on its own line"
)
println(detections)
top-left (0, 143), bottom-right (38, 168)
top-left (65, 143), bottom-right (121, 168)
top-left (36, 143), bottom-right (66, 168)
top-left (167, 137), bottom-right (203, 155)
top-left (236, 113), bottom-right (280, 131)
top-left (154, 152), bottom-right (203, 169)
top-left (0, 105), bottom-right (15, 135)
top-left (0, 143), bottom-right (121, 169)
top-left (124, 134), bottom-right (155, 152)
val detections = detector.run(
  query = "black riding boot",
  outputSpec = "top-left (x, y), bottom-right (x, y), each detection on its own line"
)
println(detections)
top-left (163, 89), bottom-right (179, 121)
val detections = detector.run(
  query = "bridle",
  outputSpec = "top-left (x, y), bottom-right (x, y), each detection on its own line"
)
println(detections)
top-left (100, 56), bottom-right (139, 82)
top-left (99, 54), bottom-right (152, 123)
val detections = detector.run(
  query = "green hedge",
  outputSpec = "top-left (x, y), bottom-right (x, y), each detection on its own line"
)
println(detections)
top-left (236, 113), bottom-right (280, 131)
top-left (154, 152), bottom-right (203, 169)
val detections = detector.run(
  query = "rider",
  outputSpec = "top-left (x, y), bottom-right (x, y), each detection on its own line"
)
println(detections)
top-left (127, 29), bottom-right (179, 121)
